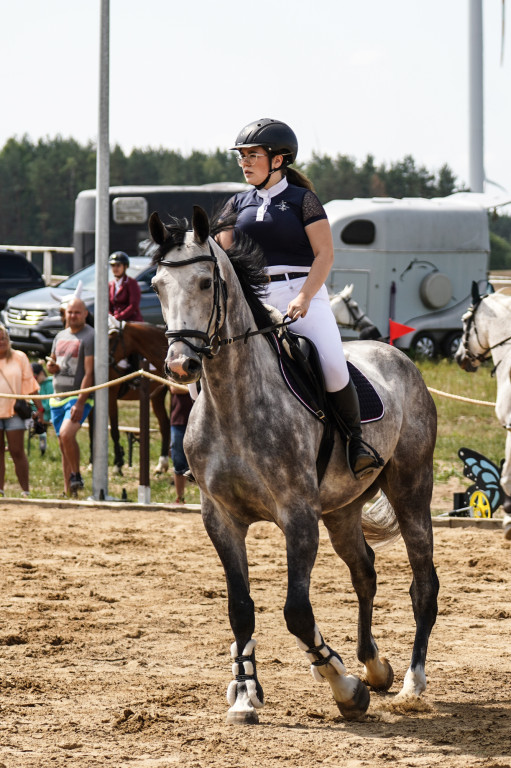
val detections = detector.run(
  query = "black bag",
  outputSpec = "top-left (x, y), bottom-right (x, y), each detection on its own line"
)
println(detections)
top-left (14, 399), bottom-right (32, 420)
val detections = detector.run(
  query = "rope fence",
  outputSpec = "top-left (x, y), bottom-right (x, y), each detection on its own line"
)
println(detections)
top-left (1, 370), bottom-right (497, 408)
top-left (426, 387), bottom-right (496, 407)
top-left (1, 369), bottom-right (172, 401)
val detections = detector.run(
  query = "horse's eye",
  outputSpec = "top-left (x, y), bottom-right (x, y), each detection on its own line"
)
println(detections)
top-left (200, 278), bottom-right (212, 290)
top-left (151, 283), bottom-right (159, 295)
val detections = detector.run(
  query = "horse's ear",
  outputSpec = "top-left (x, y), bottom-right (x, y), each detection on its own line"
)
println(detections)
top-left (149, 211), bottom-right (167, 246)
top-left (471, 280), bottom-right (481, 305)
top-left (192, 205), bottom-right (210, 244)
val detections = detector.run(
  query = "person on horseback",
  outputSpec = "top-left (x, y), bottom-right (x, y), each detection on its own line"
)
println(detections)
top-left (218, 118), bottom-right (379, 479)
top-left (108, 251), bottom-right (144, 379)
top-left (108, 251), bottom-right (143, 322)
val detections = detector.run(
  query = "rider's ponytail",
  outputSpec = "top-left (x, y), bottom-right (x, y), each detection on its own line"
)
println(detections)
top-left (285, 166), bottom-right (315, 192)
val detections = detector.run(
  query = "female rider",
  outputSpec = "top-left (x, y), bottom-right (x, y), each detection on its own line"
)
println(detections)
top-left (108, 251), bottom-right (143, 322)
top-left (218, 118), bottom-right (379, 480)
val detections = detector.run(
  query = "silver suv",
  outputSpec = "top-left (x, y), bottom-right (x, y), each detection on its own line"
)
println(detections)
top-left (2, 257), bottom-right (162, 354)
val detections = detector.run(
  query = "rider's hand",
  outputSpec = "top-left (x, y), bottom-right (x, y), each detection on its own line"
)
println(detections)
top-left (287, 292), bottom-right (310, 320)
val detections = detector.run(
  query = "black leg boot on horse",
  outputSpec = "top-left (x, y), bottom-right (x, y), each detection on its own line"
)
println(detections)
top-left (328, 379), bottom-right (382, 480)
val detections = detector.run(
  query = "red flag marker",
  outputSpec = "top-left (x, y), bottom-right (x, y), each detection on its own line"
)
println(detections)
top-left (389, 319), bottom-right (415, 345)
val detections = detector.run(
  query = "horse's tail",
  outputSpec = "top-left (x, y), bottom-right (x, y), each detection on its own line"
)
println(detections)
top-left (361, 492), bottom-right (401, 549)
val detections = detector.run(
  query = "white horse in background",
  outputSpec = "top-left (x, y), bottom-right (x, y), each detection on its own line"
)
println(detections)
top-left (455, 282), bottom-right (511, 539)
top-left (329, 284), bottom-right (384, 340)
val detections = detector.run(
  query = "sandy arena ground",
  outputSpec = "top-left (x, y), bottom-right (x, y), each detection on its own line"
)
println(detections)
top-left (0, 498), bottom-right (510, 768)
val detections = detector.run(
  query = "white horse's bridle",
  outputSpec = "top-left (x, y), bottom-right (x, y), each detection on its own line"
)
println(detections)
top-left (462, 298), bottom-right (511, 365)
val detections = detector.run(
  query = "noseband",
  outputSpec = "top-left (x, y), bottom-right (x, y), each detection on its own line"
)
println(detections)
top-left (158, 239), bottom-right (295, 361)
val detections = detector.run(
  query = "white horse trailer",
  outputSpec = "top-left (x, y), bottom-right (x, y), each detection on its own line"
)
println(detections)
top-left (325, 195), bottom-right (490, 357)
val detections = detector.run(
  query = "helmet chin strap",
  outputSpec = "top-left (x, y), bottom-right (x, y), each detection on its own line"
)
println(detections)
top-left (254, 156), bottom-right (284, 190)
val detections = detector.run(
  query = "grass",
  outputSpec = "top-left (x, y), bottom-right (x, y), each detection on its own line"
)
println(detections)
top-left (1, 357), bottom-right (505, 505)
top-left (4, 400), bottom-right (201, 505)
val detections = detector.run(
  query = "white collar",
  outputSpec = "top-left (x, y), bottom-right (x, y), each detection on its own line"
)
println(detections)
top-left (255, 177), bottom-right (288, 221)
top-left (256, 176), bottom-right (288, 200)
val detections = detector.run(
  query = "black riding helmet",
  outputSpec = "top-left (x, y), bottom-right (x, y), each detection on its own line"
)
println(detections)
top-left (230, 118), bottom-right (298, 188)
top-left (109, 251), bottom-right (130, 267)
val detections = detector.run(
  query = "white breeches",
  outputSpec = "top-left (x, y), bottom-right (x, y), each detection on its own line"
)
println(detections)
top-left (265, 277), bottom-right (349, 392)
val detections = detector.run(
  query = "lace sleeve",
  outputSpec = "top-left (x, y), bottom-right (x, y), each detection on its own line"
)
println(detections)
top-left (302, 190), bottom-right (327, 226)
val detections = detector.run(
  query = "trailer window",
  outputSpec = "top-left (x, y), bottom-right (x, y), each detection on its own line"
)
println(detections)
top-left (341, 219), bottom-right (375, 245)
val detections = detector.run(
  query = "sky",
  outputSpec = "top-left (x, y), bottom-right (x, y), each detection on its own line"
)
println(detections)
top-left (1, 0), bottom-right (510, 198)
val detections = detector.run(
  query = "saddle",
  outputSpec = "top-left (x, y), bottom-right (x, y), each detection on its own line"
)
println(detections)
top-left (269, 329), bottom-right (384, 483)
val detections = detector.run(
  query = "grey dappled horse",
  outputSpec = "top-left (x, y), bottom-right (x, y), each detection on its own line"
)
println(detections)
top-left (150, 206), bottom-right (439, 725)
top-left (456, 282), bottom-right (511, 509)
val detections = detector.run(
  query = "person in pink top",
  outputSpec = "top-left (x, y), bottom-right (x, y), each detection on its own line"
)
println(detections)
top-left (0, 323), bottom-right (39, 497)
top-left (108, 252), bottom-right (143, 322)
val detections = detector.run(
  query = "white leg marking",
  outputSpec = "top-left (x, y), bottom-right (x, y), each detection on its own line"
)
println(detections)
top-left (397, 665), bottom-right (427, 698)
top-left (153, 456), bottom-right (169, 475)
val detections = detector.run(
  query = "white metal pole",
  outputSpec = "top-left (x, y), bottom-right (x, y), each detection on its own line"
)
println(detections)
top-left (469, 0), bottom-right (485, 192)
top-left (92, 0), bottom-right (110, 500)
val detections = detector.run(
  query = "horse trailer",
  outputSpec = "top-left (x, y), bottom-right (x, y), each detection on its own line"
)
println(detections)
top-left (324, 194), bottom-right (490, 357)
top-left (72, 183), bottom-right (248, 271)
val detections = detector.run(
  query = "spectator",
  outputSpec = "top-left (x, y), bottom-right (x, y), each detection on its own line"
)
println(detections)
top-left (0, 323), bottom-right (39, 497)
top-left (169, 383), bottom-right (193, 503)
top-left (46, 298), bottom-right (94, 496)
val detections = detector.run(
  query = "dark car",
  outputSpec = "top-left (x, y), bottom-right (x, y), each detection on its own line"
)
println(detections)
top-left (0, 250), bottom-right (45, 310)
top-left (1, 257), bottom-right (161, 354)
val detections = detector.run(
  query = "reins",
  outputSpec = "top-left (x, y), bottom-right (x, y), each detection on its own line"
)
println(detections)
top-left (159, 240), bottom-right (296, 359)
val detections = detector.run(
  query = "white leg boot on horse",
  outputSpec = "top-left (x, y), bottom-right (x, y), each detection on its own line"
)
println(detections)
top-left (226, 638), bottom-right (264, 724)
top-left (327, 379), bottom-right (382, 480)
top-left (296, 625), bottom-right (369, 720)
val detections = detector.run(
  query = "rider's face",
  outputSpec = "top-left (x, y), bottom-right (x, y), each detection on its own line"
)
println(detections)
top-left (238, 147), bottom-right (283, 188)
top-left (111, 262), bottom-right (126, 277)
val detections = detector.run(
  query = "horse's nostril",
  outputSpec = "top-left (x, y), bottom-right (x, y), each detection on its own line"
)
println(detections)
top-left (185, 359), bottom-right (202, 374)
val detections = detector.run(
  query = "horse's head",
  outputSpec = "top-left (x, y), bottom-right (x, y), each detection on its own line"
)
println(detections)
top-left (150, 206), bottom-right (227, 384)
top-left (455, 282), bottom-right (489, 372)
top-left (329, 284), bottom-right (357, 327)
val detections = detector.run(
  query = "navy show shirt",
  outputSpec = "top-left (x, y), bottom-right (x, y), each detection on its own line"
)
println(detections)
top-left (225, 182), bottom-right (327, 269)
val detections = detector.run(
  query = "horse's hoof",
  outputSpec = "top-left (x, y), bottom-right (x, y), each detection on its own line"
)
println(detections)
top-left (226, 708), bottom-right (259, 725)
top-left (336, 678), bottom-right (370, 720)
top-left (364, 656), bottom-right (394, 691)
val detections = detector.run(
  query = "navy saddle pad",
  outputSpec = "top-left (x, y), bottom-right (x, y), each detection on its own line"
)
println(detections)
top-left (348, 361), bottom-right (384, 423)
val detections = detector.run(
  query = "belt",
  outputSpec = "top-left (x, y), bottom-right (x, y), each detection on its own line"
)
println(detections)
top-left (268, 272), bottom-right (308, 282)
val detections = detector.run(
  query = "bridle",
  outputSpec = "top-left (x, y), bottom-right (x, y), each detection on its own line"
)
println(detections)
top-left (159, 239), bottom-right (294, 360)
top-left (342, 295), bottom-right (370, 331)
top-left (160, 242), bottom-right (228, 359)
top-left (462, 297), bottom-right (511, 365)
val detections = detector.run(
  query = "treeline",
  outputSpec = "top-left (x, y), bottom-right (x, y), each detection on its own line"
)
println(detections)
top-left (1, 135), bottom-right (510, 268)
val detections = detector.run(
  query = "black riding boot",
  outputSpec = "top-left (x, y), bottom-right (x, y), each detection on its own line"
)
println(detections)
top-left (327, 380), bottom-right (381, 480)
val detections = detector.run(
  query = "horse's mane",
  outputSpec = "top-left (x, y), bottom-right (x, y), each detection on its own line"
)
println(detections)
top-left (151, 212), bottom-right (274, 331)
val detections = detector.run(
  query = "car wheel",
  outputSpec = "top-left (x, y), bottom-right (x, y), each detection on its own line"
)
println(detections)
top-left (442, 331), bottom-right (462, 359)
top-left (411, 333), bottom-right (438, 359)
